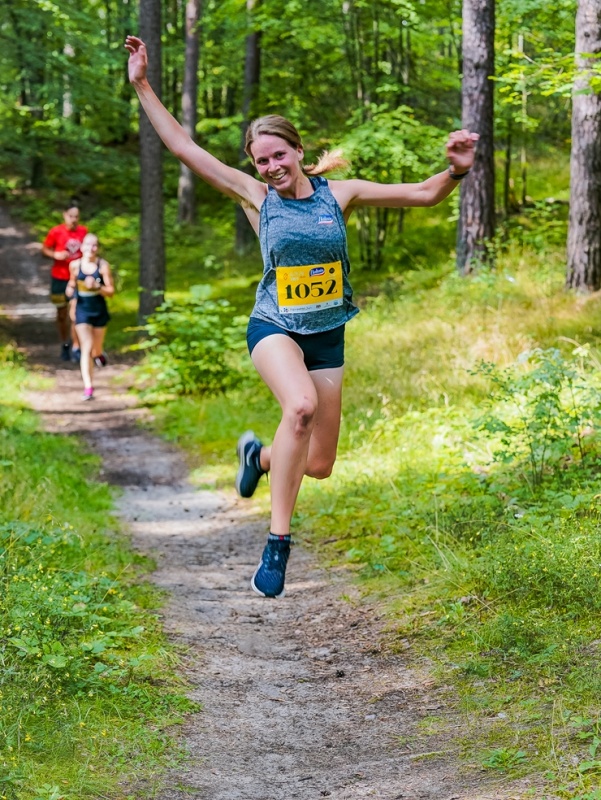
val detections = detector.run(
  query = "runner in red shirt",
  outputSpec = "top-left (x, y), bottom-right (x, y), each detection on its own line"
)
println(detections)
top-left (41, 203), bottom-right (88, 361)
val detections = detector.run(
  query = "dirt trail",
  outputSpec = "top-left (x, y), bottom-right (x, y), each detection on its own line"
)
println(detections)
top-left (0, 207), bottom-right (532, 800)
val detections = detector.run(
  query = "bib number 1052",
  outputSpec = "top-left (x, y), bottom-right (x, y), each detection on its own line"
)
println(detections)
top-left (276, 261), bottom-right (343, 314)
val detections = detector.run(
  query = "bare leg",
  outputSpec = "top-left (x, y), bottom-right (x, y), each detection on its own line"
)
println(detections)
top-left (69, 300), bottom-right (80, 350)
top-left (75, 323), bottom-right (94, 390)
top-left (56, 305), bottom-right (70, 342)
top-left (305, 366), bottom-right (344, 478)
top-left (91, 326), bottom-right (107, 360)
top-left (251, 335), bottom-right (344, 534)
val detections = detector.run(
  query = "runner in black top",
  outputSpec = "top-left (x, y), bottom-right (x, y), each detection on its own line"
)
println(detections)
top-left (66, 234), bottom-right (115, 401)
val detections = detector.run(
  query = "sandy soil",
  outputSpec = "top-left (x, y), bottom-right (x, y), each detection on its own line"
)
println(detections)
top-left (0, 206), bottom-right (537, 800)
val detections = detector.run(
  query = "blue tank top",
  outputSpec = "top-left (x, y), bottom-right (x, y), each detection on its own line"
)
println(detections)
top-left (251, 176), bottom-right (359, 334)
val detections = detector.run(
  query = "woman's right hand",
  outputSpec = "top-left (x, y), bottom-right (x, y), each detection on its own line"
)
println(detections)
top-left (124, 35), bottom-right (148, 84)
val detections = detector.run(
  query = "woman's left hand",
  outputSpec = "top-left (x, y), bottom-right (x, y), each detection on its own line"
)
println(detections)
top-left (446, 129), bottom-right (479, 173)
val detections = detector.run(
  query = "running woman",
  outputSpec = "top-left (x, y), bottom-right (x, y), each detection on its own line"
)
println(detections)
top-left (65, 234), bottom-right (115, 401)
top-left (125, 34), bottom-right (478, 598)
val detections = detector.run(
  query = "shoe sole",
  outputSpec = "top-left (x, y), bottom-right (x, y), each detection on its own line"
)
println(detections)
top-left (250, 571), bottom-right (285, 599)
top-left (235, 430), bottom-right (258, 497)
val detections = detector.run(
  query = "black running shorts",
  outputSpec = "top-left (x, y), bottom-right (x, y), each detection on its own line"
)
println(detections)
top-left (246, 317), bottom-right (345, 371)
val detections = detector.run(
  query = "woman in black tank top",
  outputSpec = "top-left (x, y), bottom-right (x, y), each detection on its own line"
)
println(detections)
top-left (66, 234), bottom-right (115, 401)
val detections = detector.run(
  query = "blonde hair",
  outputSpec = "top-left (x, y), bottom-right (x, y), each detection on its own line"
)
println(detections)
top-left (244, 115), bottom-right (349, 176)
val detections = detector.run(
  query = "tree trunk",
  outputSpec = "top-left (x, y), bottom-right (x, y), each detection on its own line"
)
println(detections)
top-left (235, 0), bottom-right (262, 255)
top-left (177, 0), bottom-right (202, 225)
top-left (138, 0), bottom-right (165, 321)
top-left (456, 0), bottom-right (496, 274)
top-left (566, 0), bottom-right (601, 291)
top-left (503, 130), bottom-right (512, 219)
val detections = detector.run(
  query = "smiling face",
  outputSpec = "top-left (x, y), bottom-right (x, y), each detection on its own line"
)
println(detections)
top-left (250, 134), bottom-right (304, 196)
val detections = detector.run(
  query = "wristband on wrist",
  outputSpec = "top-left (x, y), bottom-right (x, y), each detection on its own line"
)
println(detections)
top-left (448, 165), bottom-right (470, 181)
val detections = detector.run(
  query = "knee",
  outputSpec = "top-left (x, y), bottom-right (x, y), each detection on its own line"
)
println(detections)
top-left (284, 396), bottom-right (318, 437)
top-left (305, 456), bottom-right (335, 480)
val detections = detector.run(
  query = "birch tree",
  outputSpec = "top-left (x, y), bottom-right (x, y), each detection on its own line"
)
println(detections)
top-left (456, 0), bottom-right (496, 273)
top-left (566, 0), bottom-right (601, 291)
top-left (177, 0), bottom-right (202, 224)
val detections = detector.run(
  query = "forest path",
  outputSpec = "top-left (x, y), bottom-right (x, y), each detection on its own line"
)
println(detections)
top-left (0, 206), bottom-right (530, 800)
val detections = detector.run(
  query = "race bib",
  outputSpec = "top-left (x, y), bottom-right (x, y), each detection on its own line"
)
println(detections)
top-left (276, 261), bottom-right (343, 314)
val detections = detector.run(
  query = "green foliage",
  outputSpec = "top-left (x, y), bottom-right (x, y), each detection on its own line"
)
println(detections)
top-left (472, 346), bottom-right (601, 489)
top-left (475, 514), bottom-right (601, 614)
top-left (503, 199), bottom-right (569, 252)
top-left (0, 349), bottom-right (195, 798)
top-left (495, 0), bottom-right (577, 146)
top-left (0, 521), bottom-right (148, 696)
top-left (340, 105), bottom-right (445, 181)
top-left (481, 747), bottom-right (528, 770)
top-left (131, 284), bottom-right (249, 398)
top-left (0, 0), bottom-right (136, 194)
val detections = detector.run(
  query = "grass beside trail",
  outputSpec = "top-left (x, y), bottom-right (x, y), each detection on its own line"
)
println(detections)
top-left (0, 343), bottom-right (196, 800)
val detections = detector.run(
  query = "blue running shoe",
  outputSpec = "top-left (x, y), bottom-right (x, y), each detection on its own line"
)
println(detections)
top-left (235, 430), bottom-right (265, 498)
top-left (71, 348), bottom-right (81, 364)
top-left (251, 536), bottom-right (291, 598)
top-left (60, 343), bottom-right (71, 361)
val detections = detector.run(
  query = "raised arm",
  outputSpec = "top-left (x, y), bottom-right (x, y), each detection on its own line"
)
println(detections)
top-left (124, 36), bottom-right (265, 210)
top-left (330, 129), bottom-right (479, 213)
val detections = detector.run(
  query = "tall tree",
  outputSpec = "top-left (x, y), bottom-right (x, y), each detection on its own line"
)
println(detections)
top-left (235, 0), bottom-right (262, 255)
top-left (177, 0), bottom-right (202, 224)
top-left (456, 0), bottom-right (496, 274)
top-left (138, 0), bottom-right (165, 320)
top-left (566, 0), bottom-right (601, 291)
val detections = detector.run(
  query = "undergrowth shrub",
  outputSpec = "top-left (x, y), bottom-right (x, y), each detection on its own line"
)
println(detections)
top-left (504, 199), bottom-right (569, 253)
top-left (0, 516), bottom-right (195, 798)
top-left (0, 342), bottom-right (24, 367)
top-left (473, 515), bottom-right (601, 614)
top-left (131, 284), bottom-right (249, 399)
top-left (0, 521), bottom-right (149, 705)
top-left (472, 346), bottom-right (601, 490)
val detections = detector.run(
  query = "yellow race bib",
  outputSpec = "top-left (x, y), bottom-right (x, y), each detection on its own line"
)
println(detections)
top-left (276, 261), bottom-right (343, 314)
